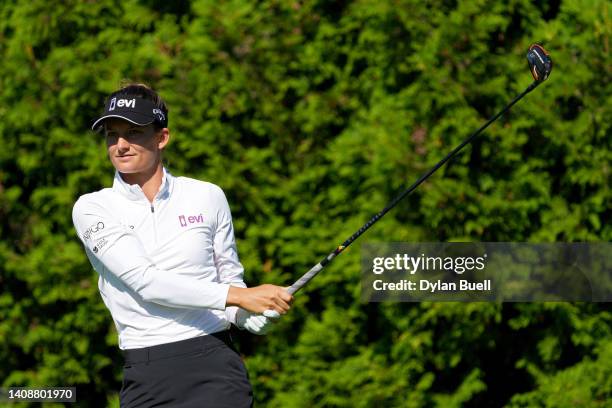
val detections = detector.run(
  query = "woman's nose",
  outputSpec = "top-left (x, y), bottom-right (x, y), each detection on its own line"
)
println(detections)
top-left (116, 137), bottom-right (130, 151)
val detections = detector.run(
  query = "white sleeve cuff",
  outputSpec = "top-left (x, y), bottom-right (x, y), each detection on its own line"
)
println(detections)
top-left (225, 306), bottom-right (240, 325)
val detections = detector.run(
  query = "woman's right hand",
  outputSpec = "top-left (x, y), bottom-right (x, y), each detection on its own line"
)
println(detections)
top-left (226, 284), bottom-right (293, 315)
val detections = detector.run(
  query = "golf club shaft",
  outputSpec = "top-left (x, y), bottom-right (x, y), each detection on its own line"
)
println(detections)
top-left (287, 80), bottom-right (541, 295)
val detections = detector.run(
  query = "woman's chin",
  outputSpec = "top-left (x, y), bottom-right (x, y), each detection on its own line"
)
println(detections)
top-left (112, 160), bottom-right (139, 173)
top-left (115, 165), bottom-right (132, 172)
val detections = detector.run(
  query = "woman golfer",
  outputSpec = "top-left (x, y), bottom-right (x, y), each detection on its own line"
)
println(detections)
top-left (72, 83), bottom-right (292, 407)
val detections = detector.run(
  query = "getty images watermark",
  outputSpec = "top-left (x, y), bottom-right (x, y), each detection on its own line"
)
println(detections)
top-left (361, 243), bottom-right (612, 302)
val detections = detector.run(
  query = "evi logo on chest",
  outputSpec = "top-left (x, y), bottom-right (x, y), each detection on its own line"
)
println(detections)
top-left (178, 213), bottom-right (205, 227)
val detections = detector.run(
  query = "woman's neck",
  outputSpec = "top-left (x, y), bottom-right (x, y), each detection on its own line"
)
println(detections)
top-left (120, 163), bottom-right (164, 203)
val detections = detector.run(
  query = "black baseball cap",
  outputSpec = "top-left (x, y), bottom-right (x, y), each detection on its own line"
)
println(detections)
top-left (91, 94), bottom-right (168, 131)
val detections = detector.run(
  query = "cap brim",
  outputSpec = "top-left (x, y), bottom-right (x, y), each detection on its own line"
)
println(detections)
top-left (91, 111), bottom-right (155, 131)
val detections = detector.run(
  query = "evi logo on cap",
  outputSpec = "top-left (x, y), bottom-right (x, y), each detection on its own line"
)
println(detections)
top-left (108, 97), bottom-right (136, 111)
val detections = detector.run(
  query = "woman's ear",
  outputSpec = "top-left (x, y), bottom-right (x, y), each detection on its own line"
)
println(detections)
top-left (158, 128), bottom-right (170, 150)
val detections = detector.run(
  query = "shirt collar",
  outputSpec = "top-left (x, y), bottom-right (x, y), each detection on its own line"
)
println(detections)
top-left (112, 167), bottom-right (174, 202)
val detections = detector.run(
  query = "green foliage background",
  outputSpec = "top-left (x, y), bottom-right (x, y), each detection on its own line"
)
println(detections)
top-left (0, 0), bottom-right (610, 406)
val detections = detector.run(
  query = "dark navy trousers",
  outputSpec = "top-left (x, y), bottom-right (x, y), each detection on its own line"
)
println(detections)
top-left (120, 331), bottom-right (253, 407)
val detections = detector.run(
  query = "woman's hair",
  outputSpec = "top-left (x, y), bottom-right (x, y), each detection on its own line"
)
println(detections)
top-left (109, 82), bottom-right (169, 129)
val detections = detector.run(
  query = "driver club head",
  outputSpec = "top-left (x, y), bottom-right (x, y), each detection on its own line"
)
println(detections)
top-left (527, 44), bottom-right (553, 82)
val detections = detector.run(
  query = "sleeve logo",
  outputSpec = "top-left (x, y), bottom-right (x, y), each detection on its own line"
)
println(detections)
top-left (83, 221), bottom-right (104, 241)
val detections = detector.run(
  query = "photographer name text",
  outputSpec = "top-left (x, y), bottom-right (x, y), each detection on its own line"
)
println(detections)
top-left (372, 279), bottom-right (491, 292)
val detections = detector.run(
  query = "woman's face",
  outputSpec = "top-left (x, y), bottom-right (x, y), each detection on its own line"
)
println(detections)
top-left (104, 118), bottom-right (168, 175)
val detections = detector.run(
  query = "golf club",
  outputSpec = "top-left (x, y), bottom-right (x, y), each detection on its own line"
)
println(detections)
top-left (287, 44), bottom-right (553, 295)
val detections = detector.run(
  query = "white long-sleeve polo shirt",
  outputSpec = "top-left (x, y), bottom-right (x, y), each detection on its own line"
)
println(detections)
top-left (72, 168), bottom-right (246, 349)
